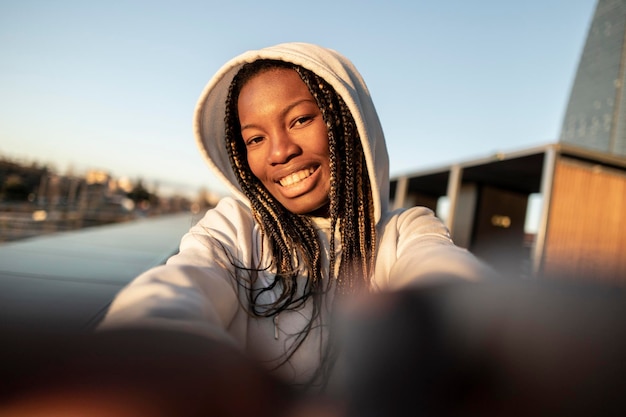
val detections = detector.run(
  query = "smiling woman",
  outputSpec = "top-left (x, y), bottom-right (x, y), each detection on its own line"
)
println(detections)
top-left (237, 66), bottom-right (332, 216)
top-left (97, 43), bottom-right (497, 393)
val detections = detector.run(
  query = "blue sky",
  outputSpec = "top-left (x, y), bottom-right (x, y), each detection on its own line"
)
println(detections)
top-left (1, 0), bottom-right (597, 198)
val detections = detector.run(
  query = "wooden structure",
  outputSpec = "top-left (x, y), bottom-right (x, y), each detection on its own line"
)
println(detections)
top-left (390, 143), bottom-right (626, 284)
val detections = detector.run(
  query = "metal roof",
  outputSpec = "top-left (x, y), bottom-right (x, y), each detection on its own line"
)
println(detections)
top-left (390, 142), bottom-right (626, 197)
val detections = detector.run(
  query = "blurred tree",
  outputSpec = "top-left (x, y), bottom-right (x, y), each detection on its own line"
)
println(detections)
top-left (127, 179), bottom-right (158, 209)
top-left (1, 175), bottom-right (30, 201)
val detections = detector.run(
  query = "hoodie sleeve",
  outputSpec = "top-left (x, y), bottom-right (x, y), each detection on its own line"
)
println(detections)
top-left (97, 197), bottom-right (255, 348)
top-left (373, 206), bottom-right (498, 290)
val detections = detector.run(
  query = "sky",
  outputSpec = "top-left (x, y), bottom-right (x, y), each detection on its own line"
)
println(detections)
top-left (1, 0), bottom-right (598, 199)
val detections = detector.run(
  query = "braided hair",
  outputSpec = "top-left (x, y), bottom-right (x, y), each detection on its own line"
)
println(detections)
top-left (224, 59), bottom-right (376, 382)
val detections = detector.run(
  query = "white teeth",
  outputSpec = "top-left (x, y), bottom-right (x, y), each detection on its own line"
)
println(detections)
top-left (279, 167), bottom-right (315, 187)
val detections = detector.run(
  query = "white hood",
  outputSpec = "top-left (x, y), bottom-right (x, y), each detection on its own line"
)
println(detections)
top-left (193, 42), bottom-right (389, 222)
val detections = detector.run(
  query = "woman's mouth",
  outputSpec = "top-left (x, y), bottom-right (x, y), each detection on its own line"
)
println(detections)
top-left (278, 167), bottom-right (317, 187)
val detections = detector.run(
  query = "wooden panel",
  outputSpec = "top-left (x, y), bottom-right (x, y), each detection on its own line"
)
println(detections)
top-left (543, 158), bottom-right (626, 284)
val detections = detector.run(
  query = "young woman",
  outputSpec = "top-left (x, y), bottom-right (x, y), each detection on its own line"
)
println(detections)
top-left (99, 42), bottom-right (495, 389)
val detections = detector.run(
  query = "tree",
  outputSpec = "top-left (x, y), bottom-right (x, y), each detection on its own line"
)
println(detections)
top-left (1, 175), bottom-right (30, 201)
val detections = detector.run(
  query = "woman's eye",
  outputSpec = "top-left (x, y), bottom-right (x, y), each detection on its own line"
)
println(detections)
top-left (246, 136), bottom-right (264, 146)
top-left (293, 116), bottom-right (313, 127)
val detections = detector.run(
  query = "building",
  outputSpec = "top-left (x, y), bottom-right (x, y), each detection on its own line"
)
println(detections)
top-left (560, 0), bottom-right (626, 156)
top-left (391, 0), bottom-right (626, 284)
top-left (390, 143), bottom-right (626, 283)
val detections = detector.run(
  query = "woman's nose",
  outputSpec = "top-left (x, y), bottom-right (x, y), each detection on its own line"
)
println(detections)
top-left (268, 131), bottom-right (300, 165)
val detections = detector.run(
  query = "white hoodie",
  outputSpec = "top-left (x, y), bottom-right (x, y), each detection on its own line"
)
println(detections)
top-left (99, 43), bottom-right (493, 385)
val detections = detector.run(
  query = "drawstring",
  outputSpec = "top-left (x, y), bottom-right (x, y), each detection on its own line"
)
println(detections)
top-left (273, 314), bottom-right (280, 340)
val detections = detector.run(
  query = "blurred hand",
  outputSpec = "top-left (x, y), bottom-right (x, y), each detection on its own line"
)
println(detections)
top-left (0, 328), bottom-right (292, 417)
top-left (336, 280), bottom-right (626, 417)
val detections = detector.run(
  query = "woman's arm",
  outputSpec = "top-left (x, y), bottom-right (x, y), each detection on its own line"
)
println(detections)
top-left (98, 198), bottom-right (255, 346)
top-left (374, 206), bottom-right (498, 290)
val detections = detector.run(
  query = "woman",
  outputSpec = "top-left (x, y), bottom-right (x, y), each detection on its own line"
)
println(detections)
top-left (99, 42), bottom-right (494, 389)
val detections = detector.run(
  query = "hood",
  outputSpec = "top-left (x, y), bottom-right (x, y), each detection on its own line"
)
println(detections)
top-left (193, 42), bottom-right (389, 223)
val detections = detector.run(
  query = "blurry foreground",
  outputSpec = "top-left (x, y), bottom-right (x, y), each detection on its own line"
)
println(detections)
top-left (1, 279), bottom-right (625, 417)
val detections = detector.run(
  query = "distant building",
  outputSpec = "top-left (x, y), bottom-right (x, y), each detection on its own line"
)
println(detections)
top-left (560, 0), bottom-right (626, 156)
top-left (391, 0), bottom-right (626, 284)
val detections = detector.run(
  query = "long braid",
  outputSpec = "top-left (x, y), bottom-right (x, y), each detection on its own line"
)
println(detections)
top-left (296, 67), bottom-right (376, 294)
top-left (295, 66), bottom-right (376, 387)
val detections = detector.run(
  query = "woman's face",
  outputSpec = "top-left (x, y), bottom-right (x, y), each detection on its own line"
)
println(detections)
top-left (238, 68), bottom-right (331, 216)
